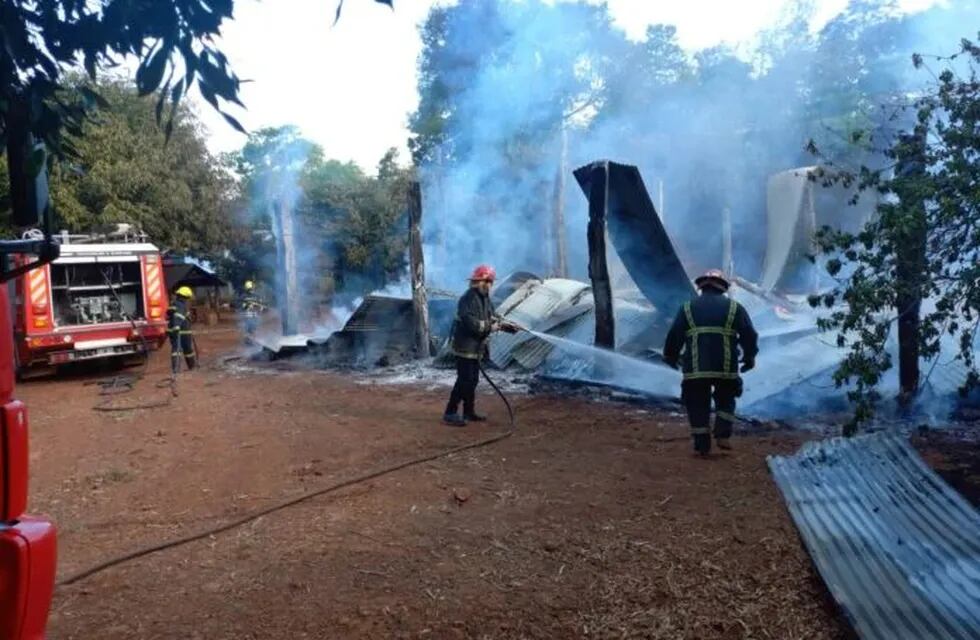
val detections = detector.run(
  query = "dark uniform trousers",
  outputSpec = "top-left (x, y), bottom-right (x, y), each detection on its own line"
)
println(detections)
top-left (167, 302), bottom-right (197, 373)
top-left (682, 378), bottom-right (740, 442)
top-left (446, 357), bottom-right (480, 416)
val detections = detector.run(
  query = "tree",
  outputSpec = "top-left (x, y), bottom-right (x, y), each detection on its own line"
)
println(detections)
top-left (811, 35), bottom-right (980, 432)
top-left (0, 78), bottom-right (241, 257)
top-left (53, 79), bottom-right (240, 256)
top-left (0, 0), bottom-right (393, 158)
top-left (228, 127), bottom-right (410, 301)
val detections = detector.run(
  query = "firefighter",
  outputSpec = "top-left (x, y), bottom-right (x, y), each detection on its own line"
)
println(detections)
top-left (239, 280), bottom-right (264, 337)
top-left (443, 264), bottom-right (516, 427)
top-left (663, 269), bottom-right (758, 455)
top-left (167, 286), bottom-right (197, 373)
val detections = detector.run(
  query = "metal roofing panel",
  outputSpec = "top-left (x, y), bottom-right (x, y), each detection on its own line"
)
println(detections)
top-left (768, 433), bottom-right (980, 640)
top-left (489, 279), bottom-right (591, 368)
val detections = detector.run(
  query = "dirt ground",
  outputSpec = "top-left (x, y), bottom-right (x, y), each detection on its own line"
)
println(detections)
top-left (16, 319), bottom-right (973, 639)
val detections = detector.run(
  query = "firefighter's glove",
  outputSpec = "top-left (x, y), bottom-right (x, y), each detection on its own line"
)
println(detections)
top-left (500, 322), bottom-right (519, 334)
top-left (740, 359), bottom-right (755, 373)
top-left (663, 356), bottom-right (679, 370)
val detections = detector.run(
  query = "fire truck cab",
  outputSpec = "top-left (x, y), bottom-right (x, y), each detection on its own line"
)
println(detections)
top-left (11, 227), bottom-right (169, 377)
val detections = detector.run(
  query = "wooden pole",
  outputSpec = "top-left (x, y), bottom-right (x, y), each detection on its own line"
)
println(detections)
top-left (552, 126), bottom-right (569, 278)
top-left (407, 181), bottom-right (431, 358)
top-left (586, 162), bottom-right (614, 349)
top-left (721, 206), bottom-right (733, 276)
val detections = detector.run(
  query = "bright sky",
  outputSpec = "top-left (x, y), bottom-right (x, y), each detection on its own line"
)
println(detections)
top-left (193, 0), bottom-right (942, 171)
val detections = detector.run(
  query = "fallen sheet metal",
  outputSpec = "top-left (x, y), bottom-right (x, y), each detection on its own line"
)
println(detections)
top-left (768, 433), bottom-right (980, 640)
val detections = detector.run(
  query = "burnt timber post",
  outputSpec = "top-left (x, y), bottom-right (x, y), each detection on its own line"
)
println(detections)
top-left (584, 162), bottom-right (615, 349)
top-left (552, 126), bottom-right (569, 278)
top-left (408, 181), bottom-right (431, 357)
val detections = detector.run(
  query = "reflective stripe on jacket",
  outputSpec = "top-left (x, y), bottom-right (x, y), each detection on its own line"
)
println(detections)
top-left (663, 289), bottom-right (758, 380)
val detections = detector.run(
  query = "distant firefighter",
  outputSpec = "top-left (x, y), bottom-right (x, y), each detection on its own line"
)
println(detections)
top-left (239, 280), bottom-right (265, 337)
top-left (663, 270), bottom-right (758, 455)
top-left (443, 264), bottom-right (517, 427)
top-left (167, 286), bottom-right (197, 374)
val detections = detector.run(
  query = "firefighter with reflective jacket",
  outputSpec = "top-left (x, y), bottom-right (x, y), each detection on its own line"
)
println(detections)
top-left (443, 264), bottom-right (517, 427)
top-left (239, 280), bottom-right (264, 336)
top-left (167, 286), bottom-right (197, 373)
top-left (663, 270), bottom-right (758, 455)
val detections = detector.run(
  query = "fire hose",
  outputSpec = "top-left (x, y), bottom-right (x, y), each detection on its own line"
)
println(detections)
top-left (90, 270), bottom-right (179, 412)
top-left (58, 361), bottom-right (517, 587)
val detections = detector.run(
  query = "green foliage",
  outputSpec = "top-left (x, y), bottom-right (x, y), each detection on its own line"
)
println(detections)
top-left (0, 0), bottom-right (393, 161)
top-left (0, 78), bottom-right (242, 258)
top-left (811, 36), bottom-right (980, 431)
top-left (228, 127), bottom-right (411, 301)
top-left (0, 0), bottom-right (245, 158)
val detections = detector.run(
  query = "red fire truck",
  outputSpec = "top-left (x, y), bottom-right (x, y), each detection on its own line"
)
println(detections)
top-left (11, 227), bottom-right (170, 378)
top-left (2, 103), bottom-right (60, 639)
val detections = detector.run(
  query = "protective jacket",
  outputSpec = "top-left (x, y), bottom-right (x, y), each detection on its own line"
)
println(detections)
top-left (663, 289), bottom-right (758, 380)
top-left (239, 292), bottom-right (264, 313)
top-left (166, 297), bottom-right (196, 371)
top-left (451, 287), bottom-right (497, 359)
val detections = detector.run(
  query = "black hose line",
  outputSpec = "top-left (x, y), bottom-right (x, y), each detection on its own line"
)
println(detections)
top-left (58, 362), bottom-right (518, 587)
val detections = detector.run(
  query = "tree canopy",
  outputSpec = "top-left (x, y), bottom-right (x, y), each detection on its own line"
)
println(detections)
top-left (228, 126), bottom-right (411, 303)
top-left (811, 36), bottom-right (980, 430)
top-left (0, 78), bottom-right (242, 259)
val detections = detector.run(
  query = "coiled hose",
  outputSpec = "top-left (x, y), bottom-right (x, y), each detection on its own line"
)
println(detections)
top-left (58, 361), bottom-right (517, 586)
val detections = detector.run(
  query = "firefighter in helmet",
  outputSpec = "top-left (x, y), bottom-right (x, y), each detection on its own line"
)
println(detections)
top-left (443, 264), bottom-right (517, 426)
top-left (239, 279), bottom-right (264, 337)
top-left (167, 286), bottom-right (197, 373)
top-left (663, 270), bottom-right (758, 455)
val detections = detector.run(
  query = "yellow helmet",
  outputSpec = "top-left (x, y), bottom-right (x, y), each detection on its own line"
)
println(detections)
top-left (244, 280), bottom-right (255, 291)
top-left (175, 285), bottom-right (193, 299)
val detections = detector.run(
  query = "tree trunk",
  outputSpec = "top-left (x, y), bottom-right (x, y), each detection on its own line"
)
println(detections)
top-left (407, 181), bottom-right (431, 358)
top-left (272, 199), bottom-right (300, 336)
top-left (894, 130), bottom-right (928, 403)
top-left (585, 162), bottom-right (615, 349)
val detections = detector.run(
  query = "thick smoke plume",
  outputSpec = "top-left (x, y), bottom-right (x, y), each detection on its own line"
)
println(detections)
top-left (414, 0), bottom-right (980, 289)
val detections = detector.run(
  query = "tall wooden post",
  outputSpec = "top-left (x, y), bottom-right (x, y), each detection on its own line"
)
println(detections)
top-left (552, 126), bottom-right (569, 278)
top-left (585, 162), bottom-right (615, 349)
top-left (721, 206), bottom-right (733, 276)
top-left (408, 181), bottom-right (430, 358)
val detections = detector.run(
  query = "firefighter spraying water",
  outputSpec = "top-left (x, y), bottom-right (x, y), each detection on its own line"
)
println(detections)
top-left (443, 264), bottom-right (519, 426)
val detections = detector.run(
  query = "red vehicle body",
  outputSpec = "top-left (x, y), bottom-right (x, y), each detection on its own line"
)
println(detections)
top-left (0, 281), bottom-right (57, 639)
top-left (11, 233), bottom-right (170, 377)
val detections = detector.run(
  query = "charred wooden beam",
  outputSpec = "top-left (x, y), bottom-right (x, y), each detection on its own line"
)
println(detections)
top-left (577, 161), bottom-right (615, 349)
top-left (407, 181), bottom-right (431, 357)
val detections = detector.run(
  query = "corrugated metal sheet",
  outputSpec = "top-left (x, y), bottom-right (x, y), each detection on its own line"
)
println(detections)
top-left (768, 433), bottom-right (980, 640)
top-left (489, 279), bottom-right (591, 369)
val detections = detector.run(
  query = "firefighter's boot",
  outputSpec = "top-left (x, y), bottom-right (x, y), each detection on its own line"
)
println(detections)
top-left (443, 413), bottom-right (466, 427)
top-left (463, 412), bottom-right (487, 422)
top-left (693, 434), bottom-right (711, 456)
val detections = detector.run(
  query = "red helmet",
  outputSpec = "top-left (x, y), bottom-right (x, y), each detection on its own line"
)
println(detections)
top-left (694, 269), bottom-right (730, 291)
top-left (469, 264), bottom-right (496, 282)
